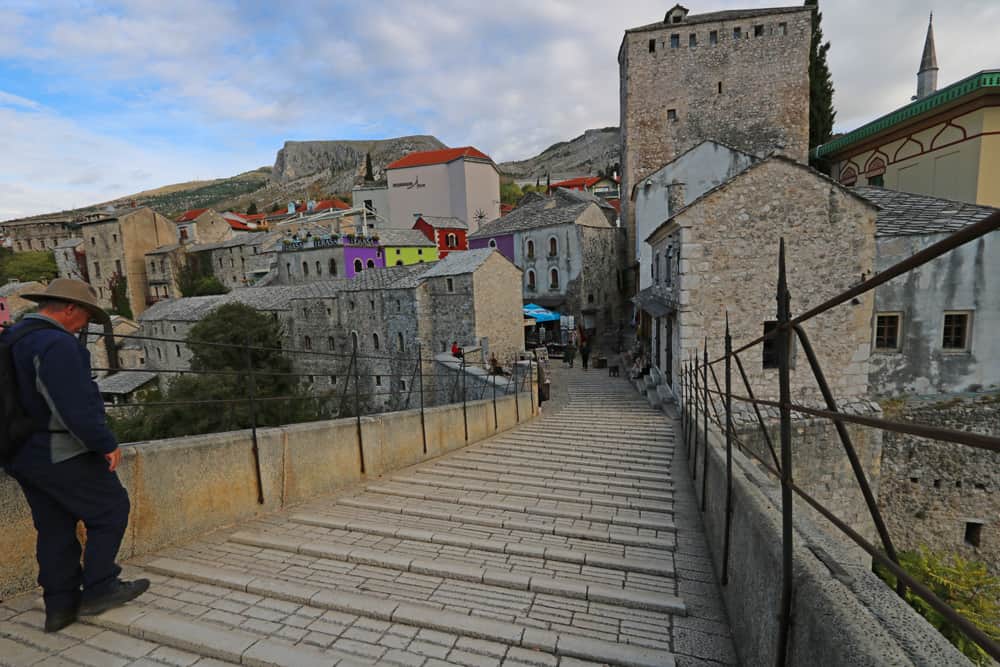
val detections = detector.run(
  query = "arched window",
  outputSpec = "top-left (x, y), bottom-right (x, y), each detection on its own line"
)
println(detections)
top-left (366, 259), bottom-right (375, 268)
top-left (549, 268), bottom-right (559, 288)
top-left (327, 336), bottom-right (335, 351)
top-left (526, 239), bottom-right (535, 259)
top-left (302, 261), bottom-right (309, 276)
top-left (354, 258), bottom-right (363, 273)
top-left (373, 333), bottom-right (380, 350)
top-left (304, 336), bottom-right (312, 350)
top-left (397, 332), bottom-right (404, 350)
top-left (654, 252), bottom-right (660, 282)
top-left (329, 258), bottom-right (338, 275)
top-left (488, 238), bottom-right (497, 249)
top-left (839, 165), bottom-right (858, 186)
top-left (527, 269), bottom-right (536, 290)
top-left (446, 233), bottom-right (457, 248)
top-left (350, 331), bottom-right (358, 349)
top-left (548, 237), bottom-right (558, 257)
top-left (315, 261), bottom-right (322, 275)
top-left (285, 262), bottom-right (291, 275)
top-left (175, 344), bottom-right (182, 358)
top-left (396, 260), bottom-right (403, 266)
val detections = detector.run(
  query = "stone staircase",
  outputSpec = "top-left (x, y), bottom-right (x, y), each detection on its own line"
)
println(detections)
top-left (0, 367), bottom-right (735, 667)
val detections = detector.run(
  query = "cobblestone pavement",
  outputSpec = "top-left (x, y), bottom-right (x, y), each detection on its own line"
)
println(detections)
top-left (0, 365), bottom-right (737, 667)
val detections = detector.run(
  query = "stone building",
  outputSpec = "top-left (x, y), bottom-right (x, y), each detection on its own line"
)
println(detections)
top-left (856, 187), bottom-right (1000, 396)
top-left (139, 249), bottom-right (523, 411)
top-left (645, 155), bottom-right (878, 402)
top-left (352, 183), bottom-right (391, 228)
top-left (144, 244), bottom-right (185, 303)
top-left (385, 147), bottom-right (501, 234)
top-left (619, 4), bottom-right (812, 274)
top-left (77, 207), bottom-right (178, 317)
top-left (0, 214), bottom-right (80, 252)
top-left (0, 281), bottom-right (45, 325)
top-left (814, 16), bottom-right (999, 207)
top-left (190, 232), bottom-right (281, 290)
top-left (468, 189), bottom-right (624, 343)
top-left (175, 208), bottom-right (235, 245)
top-left (53, 238), bottom-right (87, 282)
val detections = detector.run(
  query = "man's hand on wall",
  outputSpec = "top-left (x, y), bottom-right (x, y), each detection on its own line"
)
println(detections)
top-left (105, 448), bottom-right (121, 472)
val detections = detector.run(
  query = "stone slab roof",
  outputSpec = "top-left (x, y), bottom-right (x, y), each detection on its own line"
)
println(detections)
top-left (139, 284), bottom-right (309, 322)
top-left (0, 281), bottom-right (44, 298)
top-left (417, 215), bottom-right (469, 230)
top-left (54, 238), bottom-right (83, 250)
top-left (627, 5), bottom-right (809, 32)
top-left (146, 243), bottom-right (182, 256)
top-left (853, 186), bottom-right (999, 237)
top-left (375, 228), bottom-right (437, 247)
top-left (633, 286), bottom-right (676, 318)
top-left (332, 265), bottom-right (429, 293)
top-left (96, 370), bottom-right (158, 395)
top-left (468, 189), bottom-right (605, 240)
top-left (190, 232), bottom-right (281, 253)
top-left (419, 248), bottom-right (495, 278)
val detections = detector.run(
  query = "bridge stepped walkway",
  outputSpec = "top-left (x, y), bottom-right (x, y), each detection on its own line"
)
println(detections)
top-left (0, 365), bottom-right (736, 667)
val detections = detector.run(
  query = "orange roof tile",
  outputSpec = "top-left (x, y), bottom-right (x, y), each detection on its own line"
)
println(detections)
top-left (175, 208), bottom-right (209, 223)
top-left (387, 146), bottom-right (493, 170)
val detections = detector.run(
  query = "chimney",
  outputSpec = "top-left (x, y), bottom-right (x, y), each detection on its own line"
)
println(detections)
top-left (916, 13), bottom-right (939, 100)
top-left (666, 181), bottom-right (686, 216)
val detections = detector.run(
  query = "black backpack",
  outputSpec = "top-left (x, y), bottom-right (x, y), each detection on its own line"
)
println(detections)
top-left (0, 320), bottom-right (55, 464)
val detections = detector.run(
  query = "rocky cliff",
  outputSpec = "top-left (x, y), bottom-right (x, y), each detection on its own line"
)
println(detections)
top-left (499, 127), bottom-right (620, 181)
top-left (271, 136), bottom-right (446, 191)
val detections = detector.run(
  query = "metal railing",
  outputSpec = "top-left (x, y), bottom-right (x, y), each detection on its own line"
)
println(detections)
top-left (78, 329), bottom-right (535, 506)
top-left (677, 211), bottom-right (1000, 665)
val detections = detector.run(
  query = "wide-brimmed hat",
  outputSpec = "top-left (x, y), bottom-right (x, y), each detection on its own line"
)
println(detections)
top-left (21, 278), bottom-right (111, 324)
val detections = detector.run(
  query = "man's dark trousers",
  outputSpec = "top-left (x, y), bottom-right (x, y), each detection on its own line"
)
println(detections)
top-left (7, 449), bottom-right (130, 614)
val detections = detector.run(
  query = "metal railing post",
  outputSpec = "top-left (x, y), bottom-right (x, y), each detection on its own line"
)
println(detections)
top-left (462, 356), bottom-right (468, 442)
top-left (702, 339), bottom-right (709, 509)
top-left (244, 336), bottom-right (264, 505)
top-left (734, 351), bottom-right (782, 472)
top-left (776, 239), bottom-right (794, 667)
top-left (513, 359), bottom-right (520, 422)
top-left (692, 352), bottom-right (700, 480)
top-left (681, 361), bottom-right (688, 446)
top-left (792, 322), bottom-right (905, 597)
top-left (492, 363), bottom-right (498, 431)
top-left (354, 342), bottom-right (365, 475)
top-left (722, 314), bottom-right (733, 585)
top-left (418, 344), bottom-right (427, 454)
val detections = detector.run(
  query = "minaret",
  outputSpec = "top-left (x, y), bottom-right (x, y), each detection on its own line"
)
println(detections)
top-left (916, 13), bottom-right (939, 99)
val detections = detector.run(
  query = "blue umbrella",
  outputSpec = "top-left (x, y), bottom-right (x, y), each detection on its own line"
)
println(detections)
top-left (523, 303), bottom-right (561, 323)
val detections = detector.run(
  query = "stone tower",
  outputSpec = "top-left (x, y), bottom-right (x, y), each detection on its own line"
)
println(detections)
top-left (618, 4), bottom-right (813, 274)
top-left (916, 13), bottom-right (938, 100)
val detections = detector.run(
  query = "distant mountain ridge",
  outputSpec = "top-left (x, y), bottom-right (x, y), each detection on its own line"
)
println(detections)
top-left (499, 127), bottom-right (620, 181)
top-left (10, 129), bottom-right (621, 222)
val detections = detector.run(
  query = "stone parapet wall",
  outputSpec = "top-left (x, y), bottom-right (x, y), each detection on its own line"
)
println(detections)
top-left (0, 389), bottom-right (537, 599)
top-left (878, 392), bottom-right (999, 574)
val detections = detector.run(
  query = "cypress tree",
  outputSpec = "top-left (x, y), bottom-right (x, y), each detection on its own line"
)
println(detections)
top-left (806, 0), bottom-right (836, 171)
top-left (364, 152), bottom-right (375, 182)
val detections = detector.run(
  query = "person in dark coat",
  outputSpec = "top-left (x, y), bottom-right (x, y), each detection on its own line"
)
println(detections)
top-left (1, 279), bottom-right (148, 632)
top-left (580, 338), bottom-right (592, 370)
top-left (563, 341), bottom-right (576, 367)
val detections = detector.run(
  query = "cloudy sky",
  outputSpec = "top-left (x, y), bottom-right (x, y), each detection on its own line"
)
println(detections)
top-left (1, 0), bottom-right (996, 219)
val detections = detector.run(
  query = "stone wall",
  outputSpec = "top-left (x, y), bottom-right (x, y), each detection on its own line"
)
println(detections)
top-left (620, 6), bottom-right (812, 268)
top-left (471, 252), bottom-right (526, 365)
top-left (878, 392), bottom-right (999, 574)
top-left (0, 389), bottom-right (538, 599)
top-left (666, 158), bottom-right (878, 403)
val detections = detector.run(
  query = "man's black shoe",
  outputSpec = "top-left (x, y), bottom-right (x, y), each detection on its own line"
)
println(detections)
top-left (79, 578), bottom-right (150, 616)
top-left (44, 608), bottom-right (78, 633)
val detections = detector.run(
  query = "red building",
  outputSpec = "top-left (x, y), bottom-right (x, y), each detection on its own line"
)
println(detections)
top-left (413, 215), bottom-right (469, 259)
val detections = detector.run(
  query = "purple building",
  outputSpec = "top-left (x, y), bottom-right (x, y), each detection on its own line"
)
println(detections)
top-left (468, 233), bottom-right (515, 263)
top-left (345, 245), bottom-right (385, 277)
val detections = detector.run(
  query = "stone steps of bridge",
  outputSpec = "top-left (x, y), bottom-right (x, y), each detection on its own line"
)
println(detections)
top-left (451, 452), bottom-right (668, 483)
top-left (390, 471), bottom-right (674, 513)
top-left (476, 441), bottom-right (672, 466)
top-left (360, 482), bottom-right (674, 532)
top-left (298, 500), bottom-right (675, 552)
top-left (418, 462), bottom-right (674, 501)
top-left (427, 459), bottom-right (673, 495)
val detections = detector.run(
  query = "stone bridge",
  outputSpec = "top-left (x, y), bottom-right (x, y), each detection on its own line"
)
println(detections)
top-left (0, 366), bottom-right (965, 666)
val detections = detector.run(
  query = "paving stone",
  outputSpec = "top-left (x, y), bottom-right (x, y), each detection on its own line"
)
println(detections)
top-left (59, 643), bottom-right (131, 667)
top-left (1, 622), bottom-right (78, 652)
top-left (521, 629), bottom-right (560, 653)
top-left (409, 640), bottom-right (452, 659)
top-left (383, 648), bottom-right (427, 666)
top-left (130, 610), bottom-right (258, 662)
top-left (242, 638), bottom-right (336, 667)
top-left (147, 645), bottom-right (204, 666)
top-left (556, 633), bottom-right (676, 667)
top-left (0, 636), bottom-right (50, 666)
top-left (448, 648), bottom-right (503, 666)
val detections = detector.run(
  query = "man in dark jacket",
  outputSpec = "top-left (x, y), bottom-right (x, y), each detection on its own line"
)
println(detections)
top-left (1, 279), bottom-right (148, 632)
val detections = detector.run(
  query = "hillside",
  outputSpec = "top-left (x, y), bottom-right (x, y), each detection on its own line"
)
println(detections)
top-left (499, 127), bottom-right (620, 181)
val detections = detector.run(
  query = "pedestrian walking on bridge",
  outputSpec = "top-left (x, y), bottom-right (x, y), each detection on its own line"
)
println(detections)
top-left (1, 279), bottom-right (148, 633)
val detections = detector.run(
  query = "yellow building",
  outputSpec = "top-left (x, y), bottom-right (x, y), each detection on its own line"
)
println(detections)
top-left (814, 19), bottom-right (999, 206)
top-left (377, 228), bottom-right (439, 266)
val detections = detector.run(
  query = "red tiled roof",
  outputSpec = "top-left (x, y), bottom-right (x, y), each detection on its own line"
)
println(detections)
top-left (387, 147), bottom-right (493, 170)
top-left (227, 220), bottom-right (252, 231)
top-left (549, 176), bottom-right (601, 190)
top-left (605, 198), bottom-right (621, 213)
top-left (175, 208), bottom-right (209, 223)
top-left (244, 213), bottom-right (267, 221)
top-left (499, 204), bottom-right (514, 216)
top-left (314, 198), bottom-right (350, 211)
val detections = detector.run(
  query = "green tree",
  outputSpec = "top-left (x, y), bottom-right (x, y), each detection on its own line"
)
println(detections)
top-left (246, 201), bottom-right (258, 215)
top-left (109, 303), bottom-right (327, 441)
top-left (806, 0), bottom-right (836, 172)
top-left (875, 547), bottom-right (1000, 665)
top-left (0, 249), bottom-right (58, 282)
top-left (269, 202), bottom-right (281, 213)
top-left (107, 273), bottom-right (133, 319)
top-left (364, 152), bottom-right (375, 182)
top-left (500, 182), bottom-right (524, 205)
top-left (177, 256), bottom-right (229, 297)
